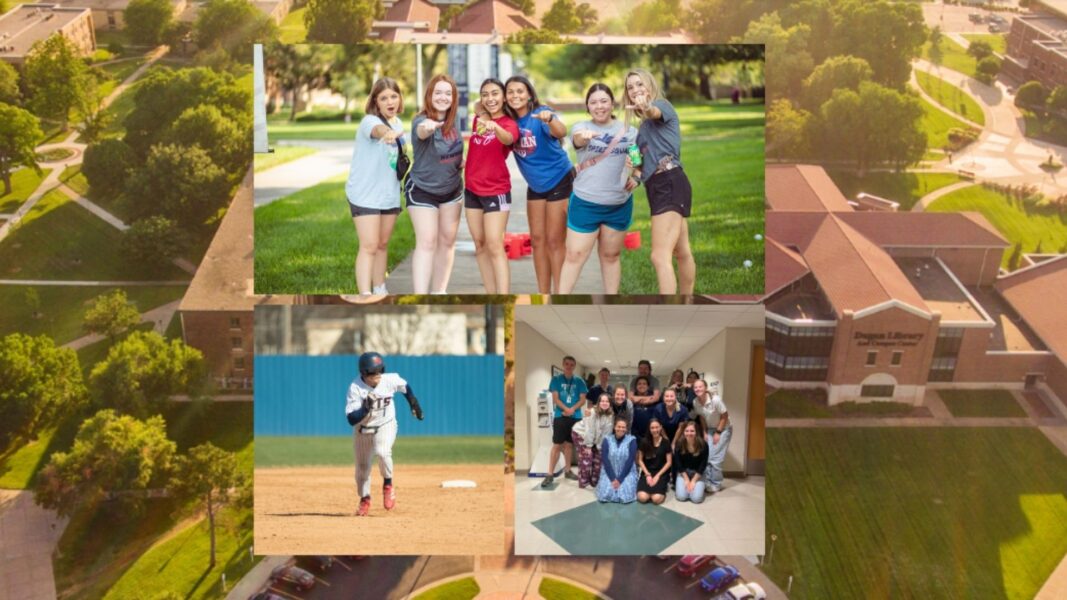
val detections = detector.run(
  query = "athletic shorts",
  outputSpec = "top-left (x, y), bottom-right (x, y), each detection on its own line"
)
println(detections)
top-left (404, 179), bottom-right (463, 210)
top-left (567, 193), bottom-right (633, 234)
top-left (552, 416), bottom-right (580, 444)
top-left (464, 189), bottom-right (512, 213)
top-left (645, 167), bottom-right (692, 218)
top-left (527, 168), bottom-right (575, 202)
top-left (350, 203), bottom-right (401, 218)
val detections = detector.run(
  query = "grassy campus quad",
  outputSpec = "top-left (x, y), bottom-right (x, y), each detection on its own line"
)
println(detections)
top-left (928, 185), bottom-right (1067, 266)
top-left (539, 578), bottom-right (602, 600)
top-left (278, 7), bottom-right (307, 44)
top-left (764, 427), bottom-right (1067, 599)
top-left (919, 94), bottom-right (978, 151)
top-left (962, 33), bottom-right (1008, 55)
top-left (939, 389), bottom-right (1028, 418)
top-left (253, 145), bottom-right (318, 172)
top-left (413, 577), bottom-right (481, 600)
top-left (0, 167), bottom-right (51, 213)
top-left (827, 170), bottom-right (963, 211)
top-left (58, 165), bottom-right (90, 196)
top-left (922, 37), bottom-right (980, 78)
top-left (765, 388), bottom-right (917, 419)
top-left (255, 102), bottom-right (764, 294)
top-left (254, 435), bottom-right (502, 467)
top-left (915, 70), bottom-right (985, 126)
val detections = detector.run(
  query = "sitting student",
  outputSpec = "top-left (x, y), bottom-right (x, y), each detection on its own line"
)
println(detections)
top-left (572, 393), bottom-right (615, 489)
top-left (673, 419), bottom-right (709, 503)
top-left (610, 385), bottom-right (634, 433)
top-left (596, 417), bottom-right (639, 503)
top-left (636, 418), bottom-right (672, 505)
top-left (630, 375), bottom-right (656, 439)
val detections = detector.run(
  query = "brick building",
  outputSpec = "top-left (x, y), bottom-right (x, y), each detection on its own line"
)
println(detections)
top-left (37, 0), bottom-right (185, 32)
top-left (765, 165), bottom-right (1065, 405)
top-left (1005, 2), bottom-right (1067, 87)
top-left (0, 4), bottom-right (95, 66)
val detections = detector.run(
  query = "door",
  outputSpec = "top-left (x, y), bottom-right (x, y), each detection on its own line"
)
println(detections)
top-left (747, 342), bottom-right (766, 475)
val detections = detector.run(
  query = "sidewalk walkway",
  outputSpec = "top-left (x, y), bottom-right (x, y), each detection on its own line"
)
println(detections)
top-left (62, 299), bottom-right (182, 351)
top-left (911, 180), bottom-right (977, 211)
top-left (0, 490), bottom-right (69, 600)
top-left (224, 555), bottom-right (289, 600)
top-left (253, 140), bottom-right (351, 207)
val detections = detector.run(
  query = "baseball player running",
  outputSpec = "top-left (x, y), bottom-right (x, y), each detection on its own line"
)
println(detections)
top-left (345, 352), bottom-right (425, 516)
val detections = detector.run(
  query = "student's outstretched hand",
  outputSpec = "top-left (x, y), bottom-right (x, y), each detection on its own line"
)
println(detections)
top-left (419, 119), bottom-right (444, 135)
top-left (535, 109), bottom-right (556, 123)
top-left (573, 129), bottom-right (595, 144)
top-left (380, 129), bottom-right (402, 144)
top-left (626, 94), bottom-right (651, 112)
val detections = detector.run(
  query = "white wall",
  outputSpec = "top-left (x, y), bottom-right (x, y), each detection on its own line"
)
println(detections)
top-left (514, 322), bottom-right (567, 470)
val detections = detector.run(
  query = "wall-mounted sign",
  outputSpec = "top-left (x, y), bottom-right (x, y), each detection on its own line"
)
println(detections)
top-left (854, 331), bottom-right (924, 348)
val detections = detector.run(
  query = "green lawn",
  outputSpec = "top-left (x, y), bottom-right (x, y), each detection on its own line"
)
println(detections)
top-left (279, 6), bottom-right (307, 44)
top-left (767, 388), bottom-right (916, 418)
top-left (0, 190), bottom-right (189, 280)
top-left (162, 401), bottom-right (254, 474)
top-left (267, 118), bottom-right (360, 142)
top-left (923, 37), bottom-right (979, 78)
top-left (94, 57), bottom-right (148, 104)
top-left (539, 578), bottom-right (603, 600)
top-left (928, 185), bottom-right (1067, 267)
top-left (939, 389), bottom-right (1028, 418)
top-left (255, 435), bottom-right (502, 467)
top-left (253, 174), bottom-right (415, 294)
top-left (919, 95), bottom-right (978, 151)
top-left (764, 428), bottom-right (1067, 599)
top-left (827, 170), bottom-right (963, 211)
top-left (962, 33), bottom-right (1007, 55)
top-left (0, 285), bottom-right (186, 345)
top-left (413, 577), bottom-right (481, 600)
top-left (915, 70), bottom-right (985, 126)
top-left (59, 165), bottom-right (90, 196)
top-left (0, 417), bottom-right (80, 489)
top-left (253, 145), bottom-right (318, 172)
top-left (0, 167), bottom-right (51, 213)
top-left (1022, 110), bottom-right (1067, 146)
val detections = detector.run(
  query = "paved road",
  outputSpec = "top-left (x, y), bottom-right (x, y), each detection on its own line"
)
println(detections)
top-left (0, 491), bottom-right (69, 600)
top-left (245, 556), bottom-right (475, 600)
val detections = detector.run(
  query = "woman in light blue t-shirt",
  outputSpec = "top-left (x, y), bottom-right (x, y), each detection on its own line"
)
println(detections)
top-left (345, 77), bottom-right (406, 295)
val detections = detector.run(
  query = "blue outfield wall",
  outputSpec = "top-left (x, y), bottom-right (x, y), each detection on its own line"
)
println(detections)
top-left (254, 355), bottom-right (504, 436)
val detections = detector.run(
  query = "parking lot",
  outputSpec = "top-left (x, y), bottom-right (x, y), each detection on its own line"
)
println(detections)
top-left (922, 3), bottom-right (1017, 33)
top-left (245, 555), bottom-right (474, 600)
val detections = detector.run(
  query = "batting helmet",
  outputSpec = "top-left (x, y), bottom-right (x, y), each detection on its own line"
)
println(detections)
top-left (359, 352), bottom-right (386, 376)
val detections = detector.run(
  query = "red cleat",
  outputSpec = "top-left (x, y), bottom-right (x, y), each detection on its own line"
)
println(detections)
top-left (383, 484), bottom-right (396, 510)
top-left (357, 495), bottom-right (371, 516)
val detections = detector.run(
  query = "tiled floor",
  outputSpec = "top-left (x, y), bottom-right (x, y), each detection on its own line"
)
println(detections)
top-left (514, 473), bottom-right (765, 556)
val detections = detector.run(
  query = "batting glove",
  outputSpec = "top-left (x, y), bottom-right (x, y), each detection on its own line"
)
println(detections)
top-left (411, 401), bottom-right (424, 421)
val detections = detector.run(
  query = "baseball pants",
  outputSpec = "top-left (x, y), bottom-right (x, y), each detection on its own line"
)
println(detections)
top-left (354, 419), bottom-right (397, 498)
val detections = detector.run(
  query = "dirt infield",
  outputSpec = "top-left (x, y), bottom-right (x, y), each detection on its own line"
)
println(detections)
top-left (254, 464), bottom-right (505, 555)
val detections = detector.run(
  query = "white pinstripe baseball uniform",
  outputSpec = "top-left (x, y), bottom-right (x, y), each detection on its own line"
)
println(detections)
top-left (346, 373), bottom-right (407, 498)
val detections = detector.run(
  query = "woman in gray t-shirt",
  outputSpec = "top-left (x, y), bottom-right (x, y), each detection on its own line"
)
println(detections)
top-left (558, 83), bottom-right (639, 294)
top-left (345, 77), bottom-right (406, 296)
top-left (624, 68), bottom-right (696, 295)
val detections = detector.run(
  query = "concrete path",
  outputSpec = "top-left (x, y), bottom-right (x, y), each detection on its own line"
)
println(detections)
top-left (909, 66), bottom-right (985, 130)
top-left (0, 490), bottom-right (69, 600)
top-left (62, 299), bottom-right (183, 351)
top-left (911, 180), bottom-right (978, 212)
top-left (253, 140), bottom-right (351, 207)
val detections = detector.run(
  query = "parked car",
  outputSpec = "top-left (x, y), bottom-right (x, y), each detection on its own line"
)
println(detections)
top-left (297, 555), bottom-right (334, 572)
top-left (250, 593), bottom-right (287, 600)
top-left (969, 12), bottom-right (984, 23)
top-left (270, 564), bottom-right (316, 591)
top-left (724, 582), bottom-right (767, 600)
top-left (990, 13), bottom-right (1006, 24)
top-left (989, 23), bottom-right (1003, 33)
top-left (700, 565), bottom-right (741, 595)
top-left (676, 555), bottom-right (716, 577)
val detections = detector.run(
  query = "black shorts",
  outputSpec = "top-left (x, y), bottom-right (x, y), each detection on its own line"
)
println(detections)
top-left (350, 203), bottom-right (401, 218)
top-left (527, 168), bottom-right (575, 202)
top-left (552, 416), bottom-right (579, 444)
top-left (645, 167), bottom-right (692, 218)
top-left (405, 179), bottom-right (463, 210)
top-left (464, 189), bottom-right (512, 213)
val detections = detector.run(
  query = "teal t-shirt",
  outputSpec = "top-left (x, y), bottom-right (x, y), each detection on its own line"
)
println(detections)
top-left (549, 374), bottom-right (588, 419)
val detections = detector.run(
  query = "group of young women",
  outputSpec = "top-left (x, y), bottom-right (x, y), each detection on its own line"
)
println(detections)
top-left (344, 70), bottom-right (696, 295)
top-left (569, 379), bottom-right (730, 506)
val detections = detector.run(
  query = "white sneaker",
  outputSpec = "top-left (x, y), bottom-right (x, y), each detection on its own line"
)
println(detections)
top-left (372, 284), bottom-right (389, 295)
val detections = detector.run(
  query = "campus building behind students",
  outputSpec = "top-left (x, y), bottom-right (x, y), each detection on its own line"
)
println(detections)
top-left (764, 165), bottom-right (1065, 405)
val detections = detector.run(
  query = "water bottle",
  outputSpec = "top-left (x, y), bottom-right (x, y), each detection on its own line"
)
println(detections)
top-left (627, 144), bottom-right (642, 168)
top-left (388, 143), bottom-right (398, 169)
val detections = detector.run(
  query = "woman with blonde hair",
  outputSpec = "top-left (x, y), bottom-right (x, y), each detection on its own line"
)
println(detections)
top-left (345, 77), bottom-right (406, 295)
top-left (408, 74), bottom-right (463, 294)
top-left (623, 68), bottom-right (696, 295)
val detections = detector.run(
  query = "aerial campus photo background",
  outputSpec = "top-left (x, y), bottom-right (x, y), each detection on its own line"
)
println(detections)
top-left (0, 0), bottom-right (1066, 599)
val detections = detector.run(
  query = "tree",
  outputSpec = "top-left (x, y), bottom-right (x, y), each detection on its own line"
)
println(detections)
top-left (84, 290), bottom-right (142, 341)
top-left (1015, 81), bottom-right (1049, 112)
top-left (1046, 85), bottom-right (1067, 117)
top-left (0, 103), bottom-right (42, 196)
top-left (163, 104), bottom-right (250, 177)
top-left (82, 139), bottom-right (136, 197)
top-left (514, 0), bottom-right (535, 16)
top-left (171, 443), bottom-right (242, 569)
top-left (542, 0), bottom-right (598, 34)
top-left (687, 0), bottom-right (787, 42)
top-left (22, 35), bottom-right (94, 130)
top-left (627, 0), bottom-right (682, 36)
top-left (928, 25), bottom-right (944, 69)
top-left (505, 29), bottom-right (575, 44)
top-left (76, 101), bottom-right (113, 144)
top-left (125, 0), bottom-right (174, 45)
top-left (1008, 242), bottom-right (1023, 270)
top-left (0, 334), bottom-right (86, 448)
top-left (967, 40), bottom-right (994, 62)
top-left (34, 409), bottom-right (176, 517)
top-left (829, 0), bottom-right (927, 89)
top-left (975, 56), bottom-right (1001, 85)
top-left (195, 0), bottom-right (277, 60)
top-left (801, 55), bottom-right (873, 110)
top-left (303, 0), bottom-right (382, 44)
top-left (767, 99), bottom-right (811, 159)
top-left (122, 216), bottom-right (190, 268)
top-left (265, 43), bottom-right (335, 121)
top-left (89, 331), bottom-right (205, 416)
top-left (741, 13), bottom-right (813, 101)
top-left (124, 144), bottom-right (231, 227)
top-left (123, 67), bottom-right (250, 157)
top-left (0, 61), bottom-right (20, 105)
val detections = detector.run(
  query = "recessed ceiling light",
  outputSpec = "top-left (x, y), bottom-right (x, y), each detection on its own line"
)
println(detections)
top-left (650, 360), bottom-right (656, 364)
top-left (604, 359), bottom-right (611, 363)
top-left (654, 338), bottom-right (666, 343)
top-left (589, 336), bottom-right (600, 341)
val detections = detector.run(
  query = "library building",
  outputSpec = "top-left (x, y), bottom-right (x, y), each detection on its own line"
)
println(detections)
top-left (764, 164), bottom-right (1067, 406)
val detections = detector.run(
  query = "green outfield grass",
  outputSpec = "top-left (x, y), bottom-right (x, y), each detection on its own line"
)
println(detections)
top-left (923, 37), bottom-right (979, 78)
top-left (764, 428), bottom-right (1067, 599)
top-left (255, 435), bottom-right (502, 467)
top-left (413, 577), bottom-right (481, 600)
top-left (939, 389), bottom-right (1028, 418)
top-left (920, 95), bottom-right (978, 151)
top-left (826, 170), bottom-right (963, 212)
top-left (928, 185), bottom-right (1067, 268)
top-left (254, 145), bottom-right (318, 172)
top-left (539, 578), bottom-right (602, 600)
top-left (915, 70), bottom-right (985, 126)
top-left (0, 167), bottom-right (51, 213)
